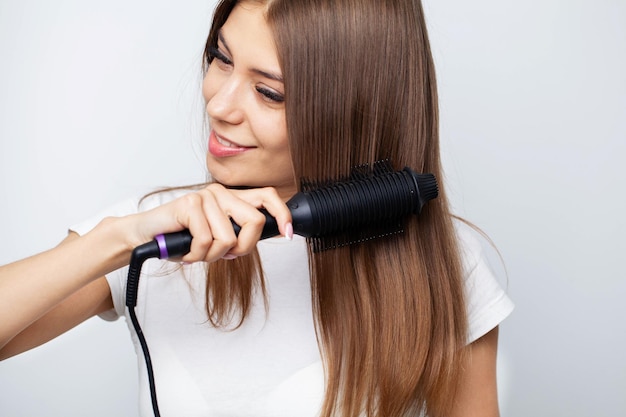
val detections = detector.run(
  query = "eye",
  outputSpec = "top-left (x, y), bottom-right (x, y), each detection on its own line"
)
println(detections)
top-left (207, 46), bottom-right (232, 68)
top-left (256, 86), bottom-right (284, 103)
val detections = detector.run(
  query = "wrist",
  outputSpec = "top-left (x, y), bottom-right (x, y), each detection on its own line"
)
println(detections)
top-left (88, 216), bottom-right (142, 270)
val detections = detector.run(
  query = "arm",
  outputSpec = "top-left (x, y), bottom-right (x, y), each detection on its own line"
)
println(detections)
top-left (0, 184), bottom-right (292, 359)
top-left (449, 326), bottom-right (502, 417)
top-left (0, 223), bottom-right (130, 359)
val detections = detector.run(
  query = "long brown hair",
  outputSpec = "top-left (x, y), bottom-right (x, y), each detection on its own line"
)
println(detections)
top-left (204, 0), bottom-right (468, 415)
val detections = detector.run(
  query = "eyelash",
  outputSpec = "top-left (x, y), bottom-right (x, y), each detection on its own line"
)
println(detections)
top-left (207, 46), bottom-right (232, 66)
top-left (207, 46), bottom-right (284, 104)
top-left (256, 87), bottom-right (284, 103)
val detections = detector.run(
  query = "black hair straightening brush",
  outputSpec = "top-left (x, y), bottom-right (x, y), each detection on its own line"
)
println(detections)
top-left (125, 160), bottom-right (439, 417)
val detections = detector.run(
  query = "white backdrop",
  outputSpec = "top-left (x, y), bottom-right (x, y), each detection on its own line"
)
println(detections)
top-left (0, 0), bottom-right (624, 416)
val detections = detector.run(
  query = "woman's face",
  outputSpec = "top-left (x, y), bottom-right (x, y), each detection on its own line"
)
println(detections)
top-left (203, 2), bottom-right (296, 200)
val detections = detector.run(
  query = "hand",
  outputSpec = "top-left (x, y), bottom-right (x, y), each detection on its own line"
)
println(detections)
top-left (128, 184), bottom-right (292, 263)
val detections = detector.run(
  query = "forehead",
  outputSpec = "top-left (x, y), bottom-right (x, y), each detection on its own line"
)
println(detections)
top-left (220, 3), bottom-right (280, 70)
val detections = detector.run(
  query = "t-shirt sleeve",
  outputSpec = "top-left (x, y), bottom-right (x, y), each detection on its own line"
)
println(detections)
top-left (68, 190), bottom-right (191, 321)
top-left (69, 197), bottom-right (141, 321)
top-left (69, 197), bottom-right (142, 239)
top-left (456, 221), bottom-right (514, 344)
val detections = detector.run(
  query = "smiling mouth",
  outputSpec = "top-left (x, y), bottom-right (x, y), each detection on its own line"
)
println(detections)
top-left (216, 136), bottom-right (236, 148)
top-left (209, 131), bottom-right (255, 157)
top-left (216, 132), bottom-right (254, 148)
top-left (215, 135), bottom-right (238, 148)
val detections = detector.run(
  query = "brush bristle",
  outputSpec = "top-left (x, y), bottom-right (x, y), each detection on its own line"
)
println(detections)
top-left (295, 161), bottom-right (438, 252)
top-left (301, 160), bottom-right (394, 192)
top-left (304, 160), bottom-right (404, 252)
top-left (310, 220), bottom-right (404, 252)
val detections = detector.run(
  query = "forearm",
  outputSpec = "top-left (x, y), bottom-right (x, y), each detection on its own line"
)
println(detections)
top-left (0, 184), bottom-right (293, 353)
top-left (0, 217), bottom-right (134, 349)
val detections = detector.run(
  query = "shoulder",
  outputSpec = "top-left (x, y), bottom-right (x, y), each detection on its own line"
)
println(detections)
top-left (452, 218), bottom-right (515, 343)
top-left (453, 218), bottom-right (489, 275)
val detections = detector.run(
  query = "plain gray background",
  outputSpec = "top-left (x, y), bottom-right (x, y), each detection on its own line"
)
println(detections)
top-left (1, 0), bottom-right (624, 416)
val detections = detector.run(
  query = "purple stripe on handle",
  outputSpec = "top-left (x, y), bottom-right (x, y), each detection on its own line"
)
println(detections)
top-left (155, 234), bottom-right (168, 259)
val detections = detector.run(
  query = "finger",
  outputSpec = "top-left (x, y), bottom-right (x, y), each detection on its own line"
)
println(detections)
top-left (206, 185), bottom-right (267, 256)
top-left (228, 187), bottom-right (293, 239)
top-left (171, 190), bottom-right (237, 263)
top-left (194, 187), bottom-right (239, 261)
top-left (174, 193), bottom-right (215, 262)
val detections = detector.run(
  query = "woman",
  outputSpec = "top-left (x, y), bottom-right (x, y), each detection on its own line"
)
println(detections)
top-left (0, 0), bottom-right (513, 416)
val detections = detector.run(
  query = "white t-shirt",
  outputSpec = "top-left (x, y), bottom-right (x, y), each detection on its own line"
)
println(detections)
top-left (71, 190), bottom-right (514, 417)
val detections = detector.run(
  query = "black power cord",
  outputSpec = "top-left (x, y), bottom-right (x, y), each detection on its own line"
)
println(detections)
top-left (126, 231), bottom-right (193, 417)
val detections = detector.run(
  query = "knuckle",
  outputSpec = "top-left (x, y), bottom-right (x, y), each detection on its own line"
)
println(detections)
top-left (250, 210), bottom-right (266, 227)
top-left (180, 192), bottom-right (203, 209)
top-left (262, 186), bottom-right (279, 199)
top-left (194, 233), bottom-right (214, 249)
top-left (205, 183), bottom-right (226, 194)
top-left (221, 234), bottom-right (238, 248)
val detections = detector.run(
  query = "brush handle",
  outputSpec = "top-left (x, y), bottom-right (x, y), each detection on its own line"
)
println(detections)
top-left (154, 167), bottom-right (437, 258)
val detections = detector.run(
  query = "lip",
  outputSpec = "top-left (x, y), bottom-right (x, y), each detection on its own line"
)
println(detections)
top-left (208, 130), bottom-right (255, 157)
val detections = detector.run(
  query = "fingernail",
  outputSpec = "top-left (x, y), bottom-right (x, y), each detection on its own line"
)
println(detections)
top-left (222, 253), bottom-right (237, 260)
top-left (285, 222), bottom-right (293, 241)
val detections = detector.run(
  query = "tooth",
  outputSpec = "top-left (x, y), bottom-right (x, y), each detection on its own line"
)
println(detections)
top-left (217, 136), bottom-right (233, 147)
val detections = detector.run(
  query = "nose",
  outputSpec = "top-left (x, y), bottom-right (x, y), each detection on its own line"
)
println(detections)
top-left (204, 72), bottom-right (245, 125)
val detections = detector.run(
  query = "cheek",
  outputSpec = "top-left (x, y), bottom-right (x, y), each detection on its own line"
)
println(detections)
top-left (270, 133), bottom-right (293, 174)
top-left (252, 116), bottom-right (291, 169)
top-left (263, 126), bottom-right (290, 162)
top-left (257, 113), bottom-right (288, 151)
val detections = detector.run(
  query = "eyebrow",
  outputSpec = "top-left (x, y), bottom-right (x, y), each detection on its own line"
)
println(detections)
top-left (218, 30), bottom-right (284, 83)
